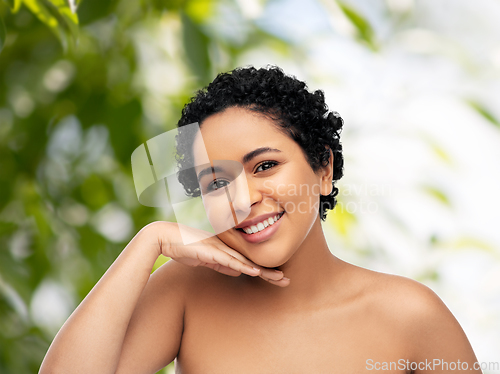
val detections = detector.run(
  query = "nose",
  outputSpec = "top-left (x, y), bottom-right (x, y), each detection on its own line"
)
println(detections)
top-left (247, 177), bottom-right (264, 207)
top-left (228, 171), bottom-right (252, 225)
top-left (227, 172), bottom-right (262, 225)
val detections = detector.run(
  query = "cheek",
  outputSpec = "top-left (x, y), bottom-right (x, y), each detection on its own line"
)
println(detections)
top-left (216, 231), bottom-right (244, 256)
top-left (271, 171), bottom-right (322, 223)
top-left (203, 193), bottom-right (237, 234)
top-left (266, 168), bottom-right (322, 203)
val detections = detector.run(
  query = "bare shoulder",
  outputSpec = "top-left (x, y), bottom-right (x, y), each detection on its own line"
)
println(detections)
top-left (149, 258), bottom-right (237, 312)
top-left (348, 264), bottom-right (458, 331)
top-left (344, 263), bottom-right (479, 367)
top-left (358, 266), bottom-right (446, 319)
top-left (151, 257), bottom-right (228, 296)
top-left (149, 257), bottom-right (196, 292)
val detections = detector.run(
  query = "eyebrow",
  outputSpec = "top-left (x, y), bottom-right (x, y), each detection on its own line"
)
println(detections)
top-left (242, 147), bottom-right (281, 164)
top-left (196, 147), bottom-right (282, 182)
top-left (197, 165), bottom-right (224, 182)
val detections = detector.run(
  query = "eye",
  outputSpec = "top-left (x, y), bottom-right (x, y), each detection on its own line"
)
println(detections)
top-left (206, 179), bottom-right (230, 192)
top-left (255, 161), bottom-right (278, 173)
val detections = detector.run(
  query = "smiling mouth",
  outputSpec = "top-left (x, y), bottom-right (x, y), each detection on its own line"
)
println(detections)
top-left (236, 211), bottom-right (285, 235)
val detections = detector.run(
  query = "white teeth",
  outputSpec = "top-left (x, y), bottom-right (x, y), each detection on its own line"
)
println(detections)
top-left (241, 213), bottom-right (283, 234)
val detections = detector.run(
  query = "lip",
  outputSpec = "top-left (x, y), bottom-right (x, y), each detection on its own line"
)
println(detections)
top-left (235, 212), bottom-right (285, 244)
top-left (235, 211), bottom-right (284, 229)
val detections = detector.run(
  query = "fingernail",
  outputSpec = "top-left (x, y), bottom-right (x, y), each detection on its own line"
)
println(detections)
top-left (252, 267), bottom-right (261, 273)
top-left (282, 277), bottom-right (290, 281)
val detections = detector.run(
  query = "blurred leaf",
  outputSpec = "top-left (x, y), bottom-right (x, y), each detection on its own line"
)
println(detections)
top-left (22, 0), bottom-right (79, 50)
top-left (145, 0), bottom-right (183, 12)
top-left (77, 225), bottom-right (107, 263)
top-left (429, 142), bottom-right (452, 164)
top-left (0, 17), bottom-right (5, 53)
top-left (181, 11), bottom-right (211, 85)
top-left (419, 133), bottom-right (453, 165)
top-left (434, 236), bottom-right (495, 252)
top-left (184, 0), bottom-right (214, 24)
top-left (105, 98), bottom-right (142, 164)
top-left (337, 1), bottom-right (377, 50)
top-left (453, 237), bottom-right (494, 251)
top-left (467, 100), bottom-right (500, 129)
top-left (47, 0), bottom-right (79, 32)
top-left (3, 0), bottom-right (22, 12)
top-left (415, 269), bottom-right (440, 283)
top-left (0, 221), bottom-right (18, 236)
top-left (327, 200), bottom-right (357, 237)
top-left (421, 185), bottom-right (451, 206)
top-left (76, 0), bottom-right (118, 25)
top-left (80, 174), bottom-right (111, 210)
top-left (22, 0), bottom-right (59, 29)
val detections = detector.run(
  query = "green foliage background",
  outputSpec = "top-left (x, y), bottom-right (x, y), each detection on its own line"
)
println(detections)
top-left (0, 0), bottom-right (301, 372)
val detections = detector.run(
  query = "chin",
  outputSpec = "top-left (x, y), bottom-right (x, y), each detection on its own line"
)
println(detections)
top-left (217, 232), bottom-right (293, 269)
top-left (248, 251), bottom-right (291, 269)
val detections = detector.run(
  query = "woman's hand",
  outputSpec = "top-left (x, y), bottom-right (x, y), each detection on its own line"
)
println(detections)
top-left (154, 221), bottom-right (290, 287)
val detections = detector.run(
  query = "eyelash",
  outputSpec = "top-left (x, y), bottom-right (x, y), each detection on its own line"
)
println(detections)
top-left (205, 179), bottom-right (230, 192)
top-left (204, 161), bottom-right (279, 193)
top-left (255, 160), bottom-right (278, 173)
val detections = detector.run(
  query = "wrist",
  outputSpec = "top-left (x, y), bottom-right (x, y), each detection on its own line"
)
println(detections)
top-left (138, 221), bottom-right (178, 258)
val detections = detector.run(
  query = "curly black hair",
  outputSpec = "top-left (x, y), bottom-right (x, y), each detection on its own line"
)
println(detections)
top-left (176, 66), bottom-right (344, 220)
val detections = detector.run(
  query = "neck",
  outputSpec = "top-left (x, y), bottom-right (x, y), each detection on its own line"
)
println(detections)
top-left (256, 216), bottom-right (347, 307)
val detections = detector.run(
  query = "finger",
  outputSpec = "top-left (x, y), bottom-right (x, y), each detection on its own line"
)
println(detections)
top-left (215, 245), bottom-right (280, 279)
top-left (204, 263), bottom-right (242, 277)
top-left (218, 246), bottom-right (256, 266)
top-left (206, 249), bottom-right (261, 277)
top-left (260, 268), bottom-right (285, 281)
top-left (263, 276), bottom-right (290, 288)
top-left (216, 246), bottom-right (283, 281)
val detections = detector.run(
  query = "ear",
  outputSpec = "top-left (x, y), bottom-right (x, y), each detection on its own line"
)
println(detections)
top-left (320, 148), bottom-right (334, 196)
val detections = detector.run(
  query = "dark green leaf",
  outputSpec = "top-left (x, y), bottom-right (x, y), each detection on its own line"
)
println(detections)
top-left (181, 11), bottom-right (211, 85)
top-left (21, 0), bottom-right (79, 51)
top-left (2, 0), bottom-right (22, 12)
top-left (0, 17), bottom-right (5, 54)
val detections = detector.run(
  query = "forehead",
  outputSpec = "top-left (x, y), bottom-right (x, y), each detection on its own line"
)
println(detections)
top-left (192, 107), bottom-right (292, 162)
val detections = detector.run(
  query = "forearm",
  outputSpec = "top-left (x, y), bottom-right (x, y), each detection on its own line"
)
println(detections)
top-left (39, 223), bottom-right (162, 374)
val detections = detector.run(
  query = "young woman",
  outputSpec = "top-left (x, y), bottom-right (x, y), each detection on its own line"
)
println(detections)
top-left (40, 66), bottom-right (481, 373)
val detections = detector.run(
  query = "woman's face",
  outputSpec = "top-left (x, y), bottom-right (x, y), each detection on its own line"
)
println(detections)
top-left (193, 107), bottom-right (332, 268)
